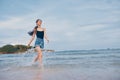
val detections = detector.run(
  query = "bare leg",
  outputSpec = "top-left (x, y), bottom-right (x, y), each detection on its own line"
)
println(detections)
top-left (34, 55), bottom-right (39, 62)
top-left (34, 46), bottom-right (42, 64)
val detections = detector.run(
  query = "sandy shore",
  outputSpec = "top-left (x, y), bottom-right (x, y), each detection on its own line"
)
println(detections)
top-left (0, 64), bottom-right (120, 80)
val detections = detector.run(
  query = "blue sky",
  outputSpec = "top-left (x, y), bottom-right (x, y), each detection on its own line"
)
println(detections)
top-left (0, 0), bottom-right (120, 50)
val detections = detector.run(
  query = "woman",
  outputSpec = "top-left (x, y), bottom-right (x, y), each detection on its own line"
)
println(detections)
top-left (27, 19), bottom-right (49, 65)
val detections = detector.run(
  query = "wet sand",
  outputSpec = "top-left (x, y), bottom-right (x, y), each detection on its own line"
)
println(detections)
top-left (0, 64), bottom-right (120, 80)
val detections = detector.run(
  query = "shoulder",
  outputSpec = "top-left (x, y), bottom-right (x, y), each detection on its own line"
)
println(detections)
top-left (43, 28), bottom-right (46, 31)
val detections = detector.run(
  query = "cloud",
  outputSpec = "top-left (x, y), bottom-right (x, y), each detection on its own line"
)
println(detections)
top-left (0, 17), bottom-right (23, 29)
top-left (0, 0), bottom-right (120, 50)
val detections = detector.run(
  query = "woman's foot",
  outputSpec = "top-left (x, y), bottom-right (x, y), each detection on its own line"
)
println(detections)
top-left (38, 63), bottom-right (44, 69)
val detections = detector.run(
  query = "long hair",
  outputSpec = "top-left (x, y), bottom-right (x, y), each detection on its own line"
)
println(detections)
top-left (28, 19), bottom-right (42, 36)
top-left (28, 26), bottom-right (38, 36)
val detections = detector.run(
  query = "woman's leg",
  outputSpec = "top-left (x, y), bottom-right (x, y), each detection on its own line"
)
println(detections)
top-left (34, 46), bottom-right (42, 64)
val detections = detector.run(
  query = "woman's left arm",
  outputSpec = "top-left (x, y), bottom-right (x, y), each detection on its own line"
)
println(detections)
top-left (44, 28), bottom-right (49, 43)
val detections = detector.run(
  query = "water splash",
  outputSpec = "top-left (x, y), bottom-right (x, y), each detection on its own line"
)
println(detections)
top-left (0, 49), bottom-right (120, 71)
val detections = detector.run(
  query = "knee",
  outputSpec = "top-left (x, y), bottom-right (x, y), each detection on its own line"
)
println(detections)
top-left (38, 54), bottom-right (42, 58)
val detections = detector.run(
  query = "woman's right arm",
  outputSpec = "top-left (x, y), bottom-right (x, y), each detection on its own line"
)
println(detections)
top-left (27, 30), bottom-right (36, 47)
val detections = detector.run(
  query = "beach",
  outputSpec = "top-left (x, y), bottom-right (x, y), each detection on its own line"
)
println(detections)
top-left (0, 49), bottom-right (120, 80)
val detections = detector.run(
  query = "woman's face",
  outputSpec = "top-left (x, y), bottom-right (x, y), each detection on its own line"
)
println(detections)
top-left (37, 20), bottom-right (42, 26)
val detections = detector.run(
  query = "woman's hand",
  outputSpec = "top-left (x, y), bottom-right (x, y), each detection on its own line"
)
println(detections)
top-left (27, 43), bottom-right (30, 47)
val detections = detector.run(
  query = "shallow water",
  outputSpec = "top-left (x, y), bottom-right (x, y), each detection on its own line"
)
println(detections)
top-left (0, 49), bottom-right (120, 80)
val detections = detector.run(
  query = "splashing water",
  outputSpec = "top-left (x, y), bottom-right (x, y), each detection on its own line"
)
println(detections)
top-left (0, 49), bottom-right (120, 70)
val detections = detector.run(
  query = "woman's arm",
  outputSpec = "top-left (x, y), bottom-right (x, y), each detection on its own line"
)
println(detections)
top-left (27, 30), bottom-right (36, 47)
top-left (44, 28), bottom-right (49, 43)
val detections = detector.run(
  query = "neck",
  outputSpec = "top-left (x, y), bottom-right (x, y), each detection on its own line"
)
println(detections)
top-left (38, 25), bottom-right (41, 28)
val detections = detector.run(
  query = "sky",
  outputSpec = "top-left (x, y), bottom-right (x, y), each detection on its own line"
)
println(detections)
top-left (0, 0), bottom-right (120, 51)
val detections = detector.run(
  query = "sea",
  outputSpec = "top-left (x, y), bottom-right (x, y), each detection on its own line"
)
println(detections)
top-left (0, 49), bottom-right (120, 80)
